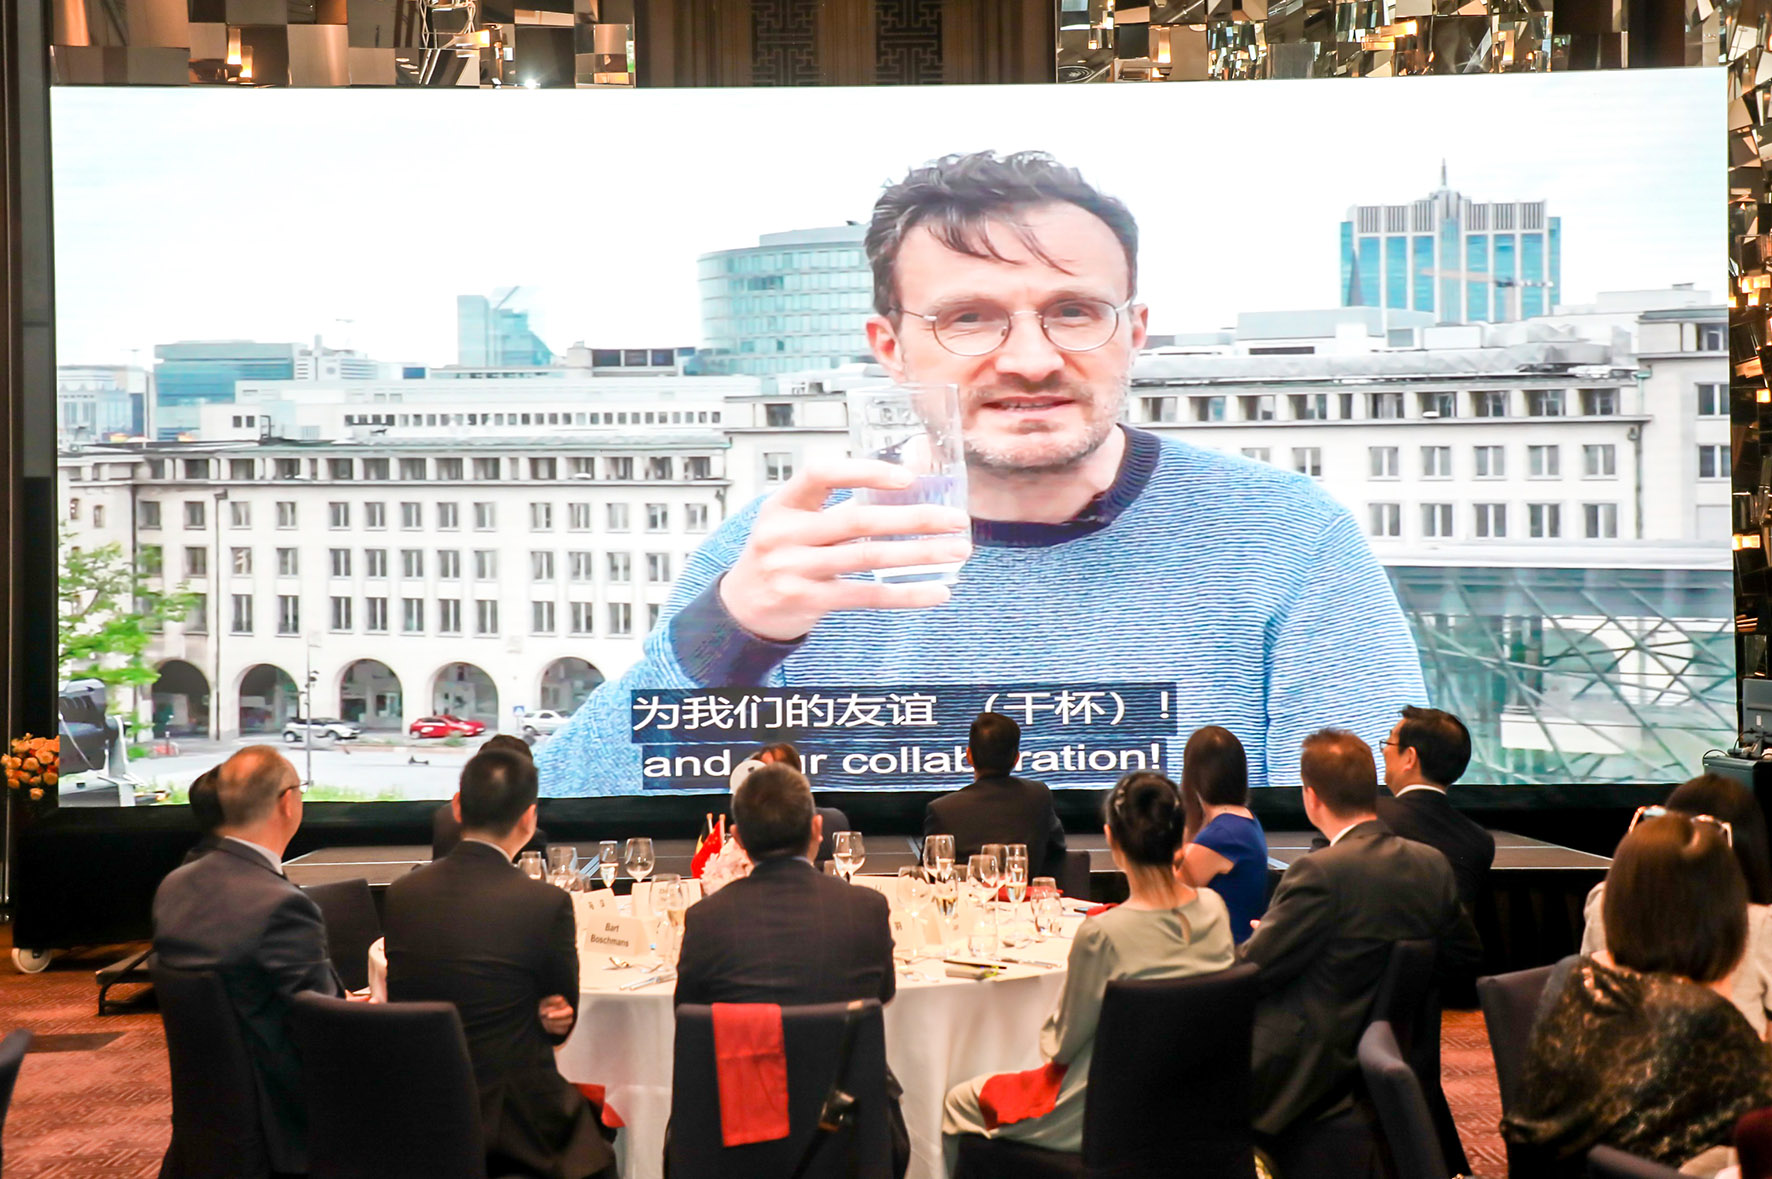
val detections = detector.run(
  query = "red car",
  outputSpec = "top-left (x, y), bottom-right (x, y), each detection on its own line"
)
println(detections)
top-left (409, 715), bottom-right (481, 739)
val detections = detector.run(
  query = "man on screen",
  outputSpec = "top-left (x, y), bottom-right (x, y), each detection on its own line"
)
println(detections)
top-left (539, 150), bottom-right (1424, 797)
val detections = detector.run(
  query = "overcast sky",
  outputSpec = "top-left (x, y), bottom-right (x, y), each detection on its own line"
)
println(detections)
top-left (51, 68), bottom-right (1721, 367)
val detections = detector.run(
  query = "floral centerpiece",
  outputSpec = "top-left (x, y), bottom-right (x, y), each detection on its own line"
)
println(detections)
top-left (4, 734), bottom-right (59, 806)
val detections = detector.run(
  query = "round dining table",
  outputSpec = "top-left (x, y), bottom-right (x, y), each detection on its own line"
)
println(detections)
top-left (553, 919), bottom-right (1078, 1179)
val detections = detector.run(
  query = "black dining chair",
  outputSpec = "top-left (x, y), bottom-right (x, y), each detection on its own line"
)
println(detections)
top-left (1586, 1145), bottom-right (1686, 1179)
top-left (955, 962), bottom-right (1261, 1179)
top-left (290, 992), bottom-right (487, 1179)
top-left (1478, 960), bottom-right (1565, 1179)
top-left (0, 1028), bottom-right (34, 1173)
top-left (1357, 1021), bottom-right (1446, 1179)
top-left (669, 999), bottom-right (892, 1179)
top-left (300, 878), bottom-right (382, 993)
top-left (1369, 938), bottom-right (1466, 1177)
top-left (152, 961), bottom-right (272, 1179)
top-left (1058, 849), bottom-right (1091, 902)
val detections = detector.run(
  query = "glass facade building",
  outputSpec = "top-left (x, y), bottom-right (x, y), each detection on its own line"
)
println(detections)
top-left (697, 225), bottom-right (873, 376)
top-left (1340, 176), bottom-right (1560, 325)
top-left (153, 341), bottom-right (297, 439)
top-left (457, 292), bottom-right (553, 367)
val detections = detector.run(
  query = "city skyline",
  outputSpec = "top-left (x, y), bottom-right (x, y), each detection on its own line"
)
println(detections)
top-left (51, 68), bottom-right (1721, 369)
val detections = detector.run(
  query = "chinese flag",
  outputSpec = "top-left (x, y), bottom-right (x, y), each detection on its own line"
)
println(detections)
top-left (690, 813), bottom-right (724, 879)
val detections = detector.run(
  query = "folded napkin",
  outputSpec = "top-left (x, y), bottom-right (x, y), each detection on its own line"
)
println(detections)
top-left (572, 1082), bottom-right (626, 1129)
top-left (978, 1062), bottom-right (1069, 1129)
top-left (1085, 902), bottom-right (1119, 917)
top-left (712, 1002), bottom-right (791, 1146)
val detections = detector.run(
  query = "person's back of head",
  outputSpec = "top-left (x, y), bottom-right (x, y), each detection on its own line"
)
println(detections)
top-left (214, 745), bottom-right (297, 833)
top-left (969, 712), bottom-right (1020, 778)
top-left (1395, 706), bottom-right (1472, 788)
top-left (1182, 725), bottom-right (1248, 808)
top-left (479, 733), bottom-right (534, 761)
top-left (753, 742), bottom-right (802, 772)
top-left (458, 748), bottom-right (539, 839)
top-left (1299, 729), bottom-right (1379, 819)
top-left (1666, 772), bottom-right (1772, 906)
top-left (733, 764), bottom-right (815, 862)
top-left (1103, 771), bottom-right (1187, 869)
top-left (1605, 813), bottom-right (1746, 986)
top-left (188, 767), bottom-right (222, 834)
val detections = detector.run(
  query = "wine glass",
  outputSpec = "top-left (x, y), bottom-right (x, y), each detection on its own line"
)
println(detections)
top-left (834, 831), bottom-right (864, 883)
top-left (898, 867), bottom-right (937, 981)
top-left (923, 834), bottom-right (954, 883)
top-left (597, 840), bottom-right (619, 889)
top-left (658, 876), bottom-right (691, 966)
top-left (517, 850), bottom-right (545, 882)
top-left (547, 845), bottom-right (578, 889)
top-left (624, 837), bottom-right (655, 884)
top-left (965, 857), bottom-right (998, 956)
top-left (1005, 845), bottom-right (1029, 905)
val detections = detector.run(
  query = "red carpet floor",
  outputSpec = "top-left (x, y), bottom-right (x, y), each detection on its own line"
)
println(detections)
top-left (0, 931), bottom-right (1509, 1178)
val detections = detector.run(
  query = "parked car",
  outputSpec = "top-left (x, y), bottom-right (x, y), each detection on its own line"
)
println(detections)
top-left (283, 717), bottom-right (360, 743)
top-left (440, 713), bottom-right (487, 736)
top-left (409, 716), bottom-right (466, 739)
top-left (521, 710), bottom-right (571, 737)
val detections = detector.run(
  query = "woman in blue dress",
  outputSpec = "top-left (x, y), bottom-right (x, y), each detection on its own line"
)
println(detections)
top-left (1177, 725), bottom-right (1270, 944)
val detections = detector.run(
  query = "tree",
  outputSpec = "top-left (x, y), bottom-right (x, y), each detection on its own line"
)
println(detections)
top-left (59, 542), bottom-right (199, 712)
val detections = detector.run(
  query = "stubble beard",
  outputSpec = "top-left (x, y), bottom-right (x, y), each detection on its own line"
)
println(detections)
top-left (961, 380), bottom-right (1129, 477)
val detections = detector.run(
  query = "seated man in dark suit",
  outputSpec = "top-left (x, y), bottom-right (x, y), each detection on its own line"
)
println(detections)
top-left (431, 734), bottom-right (549, 861)
top-left (1379, 705), bottom-right (1495, 916)
top-left (152, 745), bottom-right (344, 1177)
top-left (1240, 730), bottom-right (1481, 1141)
top-left (385, 749), bottom-right (615, 1179)
top-left (923, 712), bottom-right (1066, 881)
top-left (677, 762), bottom-right (894, 1007)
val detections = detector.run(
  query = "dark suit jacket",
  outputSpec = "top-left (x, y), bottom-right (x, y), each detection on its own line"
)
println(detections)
top-left (922, 775), bottom-right (1068, 881)
top-left (180, 832), bottom-right (224, 865)
top-left (675, 856), bottom-right (895, 1008)
top-left (1239, 819), bottom-right (1482, 1137)
top-left (1376, 786), bottom-right (1496, 915)
top-left (431, 803), bottom-right (548, 861)
top-left (383, 840), bottom-right (613, 1179)
top-left (152, 839), bottom-right (344, 1174)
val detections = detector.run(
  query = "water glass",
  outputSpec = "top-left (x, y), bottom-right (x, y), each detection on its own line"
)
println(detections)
top-left (658, 876), bottom-right (690, 966)
top-left (547, 846), bottom-right (578, 878)
top-left (923, 834), bottom-right (955, 881)
top-left (625, 837), bottom-right (655, 883)
top-left (1029, 876), bottom-right (1061, 938)
top-left (517, 850), bottom-right (545, 882)
top-left (846, 383), bottom-right (969, 586)
top-left (597, 840), bottom-right (619, 888)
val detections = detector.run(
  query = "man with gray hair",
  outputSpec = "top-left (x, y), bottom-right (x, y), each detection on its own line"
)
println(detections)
top-left (153, 745), bottom-right (343, 1176)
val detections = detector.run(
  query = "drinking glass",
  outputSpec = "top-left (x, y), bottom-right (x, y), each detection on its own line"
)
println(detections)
top-left (547, 846), bottom-right (578, 878)
top-left (517, 850), bottom-right (545, 882)
top-left (658, 877), bottom-right (691, 966)
top-left (1029, 877), bottom-right (1061, 939)
top-left (967, 854), bottom-right (1001, 955)
top-left (897, 866), bottom-right (938, 980)
top-left (846, 383), bottom-right (969, 585)
top-left (597, 840), bottom-right (620, 889)
top-left (1005, 845), bottom-right (1029, 905)
top-left (624, 837), bottom-right (655, 884)
top-left (923, 834), bottom-right (955, 882)
top-left (833, 831), bottom-right (864, 883)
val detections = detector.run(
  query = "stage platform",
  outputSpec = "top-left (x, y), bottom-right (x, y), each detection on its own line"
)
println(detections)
top-left (285, 829), bottom-right (1606, 975)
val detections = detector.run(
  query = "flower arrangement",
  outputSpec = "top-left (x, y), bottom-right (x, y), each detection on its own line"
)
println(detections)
top-left (4, 734), bottom-right (59, 803)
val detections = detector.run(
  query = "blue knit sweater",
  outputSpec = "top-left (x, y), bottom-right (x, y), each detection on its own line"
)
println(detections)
top-left (537, 428), bottom-right (1424, 797)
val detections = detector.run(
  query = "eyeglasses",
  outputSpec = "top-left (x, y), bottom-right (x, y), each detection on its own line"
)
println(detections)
top-left (894, 297), bottom-right (1133, 357)
top-left (1628, 803), bottom-right (1733, 847)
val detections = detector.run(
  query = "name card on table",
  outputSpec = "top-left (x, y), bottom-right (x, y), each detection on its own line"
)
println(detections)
top-left (853, 875), bottom-right (901, 909)
top-left (582, 889), bottom-right (618, 915)
top-left (630, 882), bottom-right (654, 923)
top-left (580, 915), bottom-right (648, 958)
top-left (888, 909), bottom-right (943, 952)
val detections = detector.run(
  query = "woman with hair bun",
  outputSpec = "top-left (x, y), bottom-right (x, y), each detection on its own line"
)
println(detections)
top-left (940, 771), bottom-right (1236, 1156)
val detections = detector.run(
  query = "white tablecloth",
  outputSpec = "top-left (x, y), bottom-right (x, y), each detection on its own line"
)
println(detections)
top-left (555, 941), bottom-right (1072, 1179)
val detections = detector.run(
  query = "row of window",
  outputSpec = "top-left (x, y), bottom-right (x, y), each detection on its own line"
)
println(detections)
top-left (1366, 501), bottom-right (1620, 540)
top-left (152, 454), bottom-right (719, 483)
top-left (236, 595), bottom-right (654, 639)
top-left (1258, 444), bottom-right (1728, 481)
top-left (139, 499), bottom-right (714, 533)
top-left (1138, 385), bottom-right (1671, 425)
top-left (152, 545), bottom-right (677, 585)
